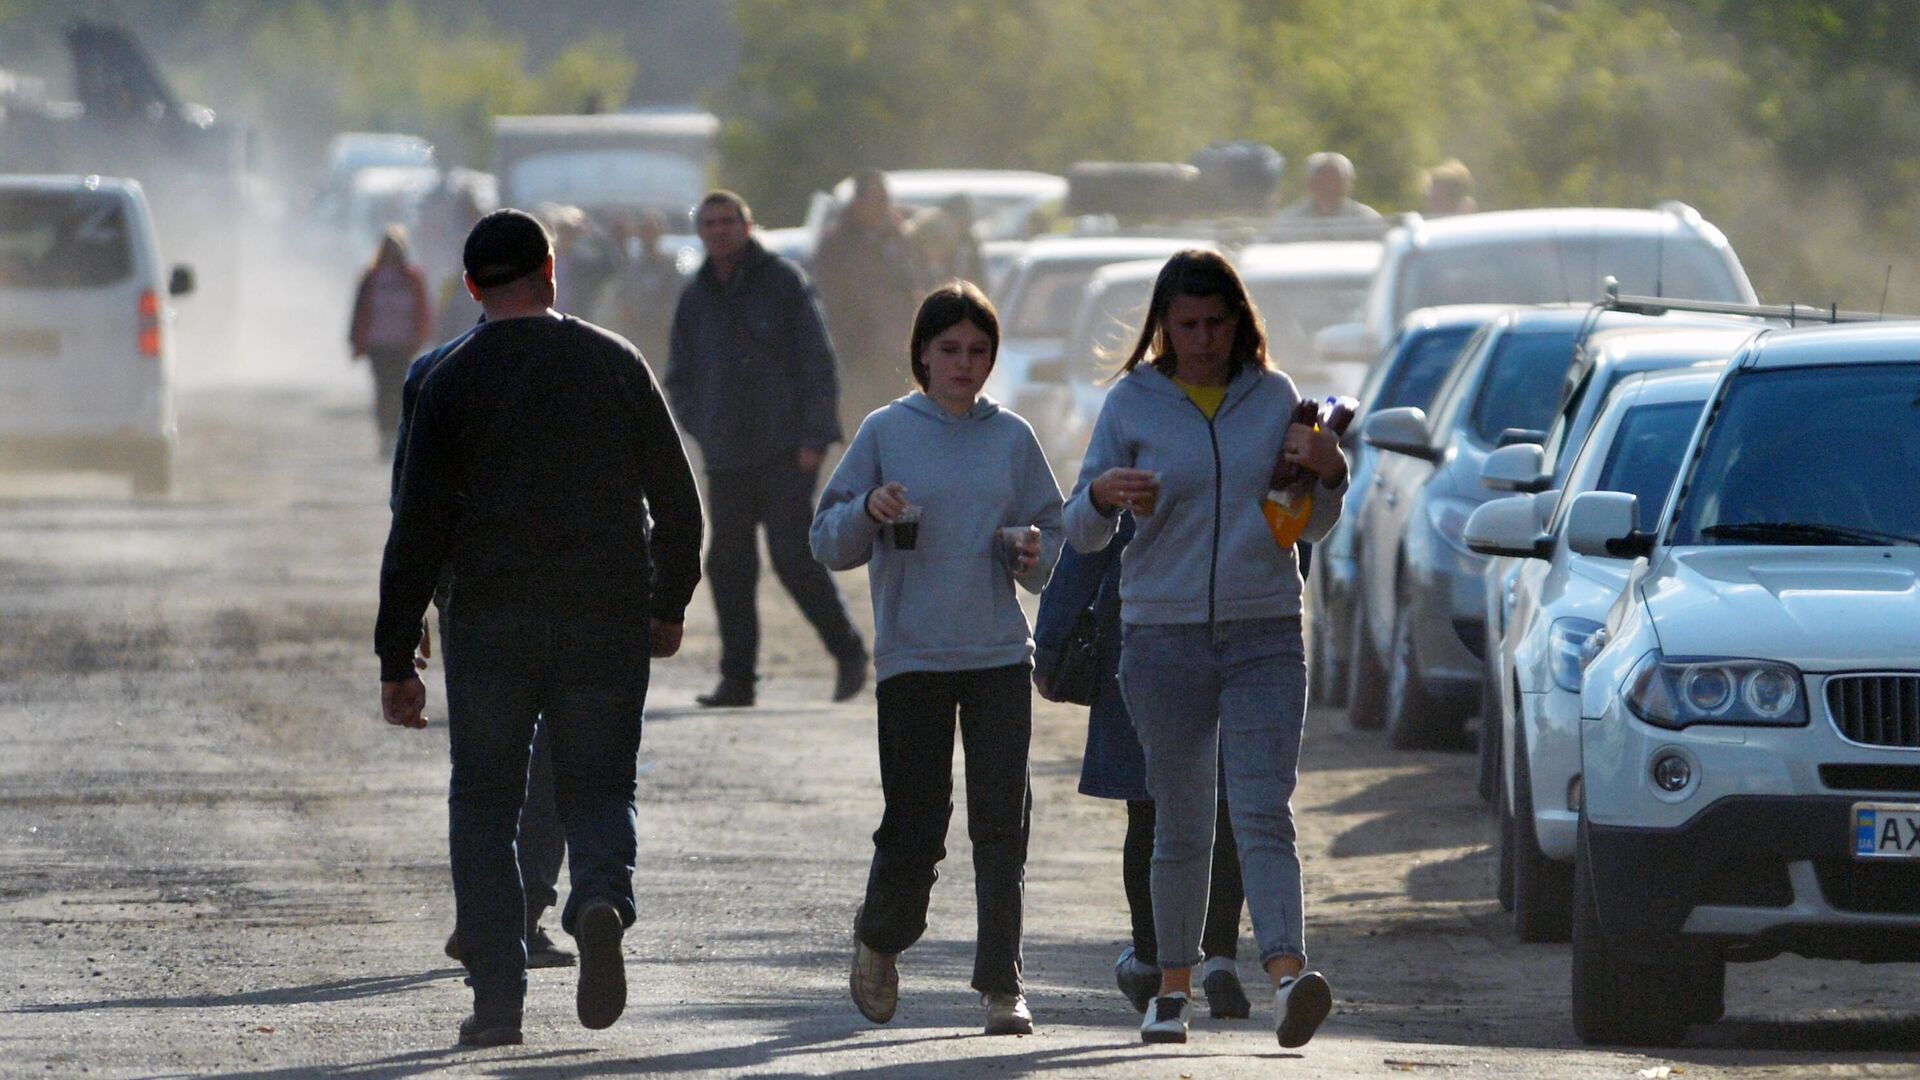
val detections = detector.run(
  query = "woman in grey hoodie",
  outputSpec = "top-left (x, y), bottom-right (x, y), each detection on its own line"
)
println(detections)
top-left (1063, 251), bottom-right (1348, 1048)
top-left (811, 281), bottom-right (1064, 1037)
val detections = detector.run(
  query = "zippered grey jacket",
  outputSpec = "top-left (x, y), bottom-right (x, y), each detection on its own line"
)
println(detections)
top-left (1063, 364), bottom-right (1345, 626)
top-left (812, 393), bottom-right (1064, 680)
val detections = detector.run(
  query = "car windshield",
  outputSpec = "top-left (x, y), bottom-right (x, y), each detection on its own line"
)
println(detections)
top-left (1376, 326), bottom-right (1474, 413)
top-left (0, 190), bottom-right (131, 289)
top-left (1248, 279), bottom-right (1368, 367)
top-left (1593, 401), bottom-right (1702, 531)
top-left (1397, 237), bottom-right (1738, 323)
top-left (1009, 261), bottom-right (1109, 338)
top-left (1668, 363), bottom-right (1920, 546)
top-left (1463, 330), bottom-right (1580, 445)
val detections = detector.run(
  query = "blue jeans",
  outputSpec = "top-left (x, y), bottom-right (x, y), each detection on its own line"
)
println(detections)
top-left (442, 608), bottom-right (650, 1009)
top-left (1118, 617), bottom-right (1308, 970)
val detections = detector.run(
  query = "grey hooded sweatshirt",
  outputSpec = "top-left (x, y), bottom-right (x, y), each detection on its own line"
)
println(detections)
top-left (812, 393), bottom-right (1065, 680)
top-left (1064, 363), bottom-right (1345, 625)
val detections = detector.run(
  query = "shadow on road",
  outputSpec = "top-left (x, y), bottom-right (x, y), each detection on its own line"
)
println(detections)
top-left (7, 969), bottom-right (467, 1014)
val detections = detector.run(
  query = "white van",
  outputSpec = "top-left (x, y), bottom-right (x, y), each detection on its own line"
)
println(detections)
top-left (0, 175), bottom-right (191, 494)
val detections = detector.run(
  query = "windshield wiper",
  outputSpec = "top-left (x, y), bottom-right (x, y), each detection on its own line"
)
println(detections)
top-left (1701, 521), bottom-right (1920, 547)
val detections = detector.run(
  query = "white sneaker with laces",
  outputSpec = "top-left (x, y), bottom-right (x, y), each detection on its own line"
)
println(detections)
top-left (1140, 991), bottom-right (1190, 1044)
top-left (983, 991), bottom-right (1033, 1035)
top-left (1274, 971), bottom-right (1332, 1048)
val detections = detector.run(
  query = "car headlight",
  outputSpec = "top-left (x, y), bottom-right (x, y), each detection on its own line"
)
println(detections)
top-left (1620, 650), bottom-right (1807, 729)
top-left (1426, 495), bottom-right (1480, 557)
top-left (1547, 617), bottom-right (1607, 693)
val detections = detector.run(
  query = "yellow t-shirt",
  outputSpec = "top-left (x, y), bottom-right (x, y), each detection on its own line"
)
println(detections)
top-left (1171, 377), bottom-right (1228, 420)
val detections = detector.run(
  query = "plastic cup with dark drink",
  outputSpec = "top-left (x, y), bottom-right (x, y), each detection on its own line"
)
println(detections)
top-left (891, 505), bottom-right (923, 550)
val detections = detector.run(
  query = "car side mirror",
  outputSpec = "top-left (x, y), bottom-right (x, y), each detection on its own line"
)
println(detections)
top-left (1565, 491), bottom-right (1652, 558)
top-left (1496, 427), bottom-right (1547, 449)
top-left (1464, 495), bottom-right (1553, 559)
top-left (1362, 407), bottom-right (1439, 462)
top-left (1313, 321), bottom-right (1373, 365)
top-left (1481, 442), bottom-right (1549, 494)
top-left (1027, 355), bottom-right (1068, 385)
top-left (169, 264), bottom-right (195, 297)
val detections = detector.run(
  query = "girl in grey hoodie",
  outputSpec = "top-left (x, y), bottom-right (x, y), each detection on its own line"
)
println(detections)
top-left (1063, 251), bottom-right (1348, 1049)
top-left (811, 281), bottom-right (1064, 1036)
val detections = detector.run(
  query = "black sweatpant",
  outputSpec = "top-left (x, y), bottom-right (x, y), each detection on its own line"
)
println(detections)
top-left (705, 460), bottom-right (863, 685)
top-left (857, 663), bottom-right (1032, 995)
top-left (1124, 798), bottom-right (1244, 965)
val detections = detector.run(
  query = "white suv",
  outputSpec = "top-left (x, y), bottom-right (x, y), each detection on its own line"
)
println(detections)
top-left (0, 175), bottom-right (191, 494)
top-left (1563, 322), bottom-right (1920, 1046)
top-left (1466, 366), bottom-right (1723, 943)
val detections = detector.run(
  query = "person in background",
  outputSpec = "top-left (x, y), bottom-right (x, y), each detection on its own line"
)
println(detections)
top-left (1421, 158), bottom-right (1478, 216)
top-left (348, 225), bottom-right (432, 457)
top-left (1064, 250), bottom-right (1347, 1049)
top-left (1278, 152), bottom-right (1381, 221)
top-left (377, 209), bottom-right (703, 1047)
top-left (812, 169), bottom-right (922, 434)
top-left (596, 209), bottom-right (684, 364)
top-left (812, 282), bottom-right (1063, 1038)
top-left (665, 190), bottom-right (869, 708)
top-left (1033, 514), bottom-right (1252, 1022)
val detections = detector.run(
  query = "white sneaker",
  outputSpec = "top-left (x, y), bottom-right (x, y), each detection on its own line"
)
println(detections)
top-left (1140, 991), bottom-right (1190, 1044)
top-left (983, 991), bottom-right (1033, 1035)
top-left (1274, 971), bottom-right (1331, 1048)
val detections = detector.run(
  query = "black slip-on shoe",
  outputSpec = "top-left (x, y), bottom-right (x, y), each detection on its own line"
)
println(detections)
top-left (1275, 971), bottom-right (1332, 1048)
top-left (1202, 963), bottom-right (1251, 1019)
top-left (574, 901), bottom-right (627, 1030)
top-left (696, 680), bottom-right (756, 708)
top-left (457, 1011), bottom-right (523, 1048)
top-left (1114, 948), bottom-right (1158, 1014)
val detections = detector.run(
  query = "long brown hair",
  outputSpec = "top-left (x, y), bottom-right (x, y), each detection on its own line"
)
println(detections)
top-left (1116, 249), bottom-right (1269, 380)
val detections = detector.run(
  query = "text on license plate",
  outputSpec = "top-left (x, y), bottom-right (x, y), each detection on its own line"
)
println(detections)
top-left (1853, 802), bottom-right (1920, 859)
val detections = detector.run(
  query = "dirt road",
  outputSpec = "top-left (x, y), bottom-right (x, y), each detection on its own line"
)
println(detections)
top-left (1, 254), bottom-right (1915, 1078)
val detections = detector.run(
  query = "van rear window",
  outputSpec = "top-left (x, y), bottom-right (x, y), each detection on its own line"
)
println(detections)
top-left (0, 190), bottom-right (132, 288)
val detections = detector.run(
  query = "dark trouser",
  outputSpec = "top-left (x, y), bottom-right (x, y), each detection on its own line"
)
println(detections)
top-left (443, 608), bottom-right (649, 1011)
top-left (857, 664), bottom-right (1032, 995)
top-left (368, 346), bottom-right (412, 453)
top-left (706, 460), bottom-right (863, 685)
top-left (440, 605), bottom-right (564, 930)
top-left (1124, 799), bottom-right (1244, 965)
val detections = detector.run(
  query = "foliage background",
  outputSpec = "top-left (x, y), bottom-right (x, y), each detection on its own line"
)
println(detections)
top-left (0, 0), bottom-right (1915, 308)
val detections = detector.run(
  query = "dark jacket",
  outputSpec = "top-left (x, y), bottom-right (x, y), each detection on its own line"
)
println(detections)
top-left (664, 239), bottom-right (841, 471)
top-left (1034, 514), bottom-right (1144, 801)
top-left (375, 313), bottom-right (703, 682)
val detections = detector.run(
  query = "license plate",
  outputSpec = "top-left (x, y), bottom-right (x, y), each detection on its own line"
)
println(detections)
top-left (1853, 802), bottom-right (1920, 859)
top-left (0, 328), bottom-right (57, 358)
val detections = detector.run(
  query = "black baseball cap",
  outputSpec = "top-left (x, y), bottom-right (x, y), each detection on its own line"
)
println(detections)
top-left (463, 209), bottom-right (552, 288)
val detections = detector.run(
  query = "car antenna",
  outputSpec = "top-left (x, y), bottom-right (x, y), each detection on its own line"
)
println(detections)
top-left (1879, 264), bottom-right (1893, 320)
top-left (1654, 226), bottom-right (1666, 299)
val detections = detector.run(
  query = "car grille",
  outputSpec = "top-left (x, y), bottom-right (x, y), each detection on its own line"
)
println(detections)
top-left (1827, 675), bottom-right (1920, 749)
top-left (1819, 763), bottom-right (1920, 794)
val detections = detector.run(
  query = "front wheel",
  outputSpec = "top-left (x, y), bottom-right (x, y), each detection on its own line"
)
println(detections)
top-left (1347, 602), bottom-right (1387, 731)
top-left (130, 443), bottom-right (173, 497)
top-left (1570, 817), bottom-right (1698, 1047)
top-left (1385, 603), bottom-right (1454, 750)
top-left (1511, 722), bottom-right (1572, 942)
top-left (1308, 592), bottom-right (1350, 709)
top-left (1476, 671), bottom-right (1501, 805)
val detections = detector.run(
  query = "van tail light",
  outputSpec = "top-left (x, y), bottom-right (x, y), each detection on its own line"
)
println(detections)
top-left (138, 289), bottom-right (162, 358)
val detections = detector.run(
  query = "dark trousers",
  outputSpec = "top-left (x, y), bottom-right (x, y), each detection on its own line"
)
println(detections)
top-left (368, 346), bottom-right (412, 454)
top-left (1124, 799), bottom-right (1244, 964)
top-left (440, 605), bottom-right (564, 929)
top-left (858, 664), bottom-right (1032, 995)
top-left (443, 608), bottom-right (649, 1010)
top-left (705, 461), bottom-right (863, 685)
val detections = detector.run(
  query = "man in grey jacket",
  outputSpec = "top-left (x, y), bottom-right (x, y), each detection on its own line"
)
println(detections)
top-left (666, 190), bottom-right (868, 708)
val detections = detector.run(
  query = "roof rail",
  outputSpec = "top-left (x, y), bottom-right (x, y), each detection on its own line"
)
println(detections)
top-left (1598, 277), bottom-right (1916, 325)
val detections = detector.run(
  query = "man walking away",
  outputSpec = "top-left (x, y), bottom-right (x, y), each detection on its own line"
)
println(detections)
top-left (390, 323), bottom-right (575, 974)
top-left (666, 190), bottom-right (868, 709)
top-left (811, 169), bottom-right (921, 435)
top-left (377, 209), bottom-right (703, 1047)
